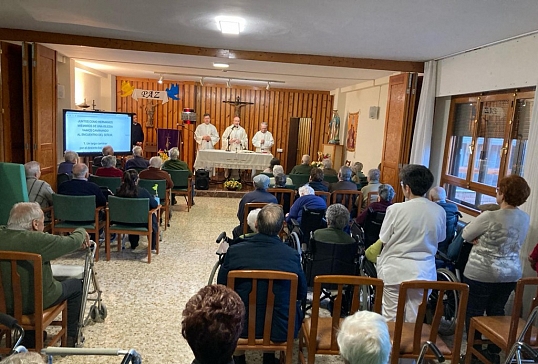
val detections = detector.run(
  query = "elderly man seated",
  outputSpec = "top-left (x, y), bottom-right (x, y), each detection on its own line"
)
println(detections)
top-left (58, 163), bottom-right (107, 207)
top-left (95, 155), bottom-right (123, 177)
top-left (313, 203), bottom-right (355, 244)
top-left (236, 174), bottom-right (277, 230)
top-left (359, 168), bottom-right (381, 208)
top-left (0, 202), bottom-right (91, 348)
top-left (139, 156), bottom-right (174, 190)
top-left (329, 166), bottom-right (356, 193)
top-left (322, 158), bottom-right (338, 176)
top-left (286, 185), bottom-right (326, 225)
top-left (24, 161), bottom-right (54, 222)
top-left (92, 144), bottom-right (121, 169)
top-left (217, 204), bottom-right (307, 364)
top-left (337, 311), bottom-right (391, 364)
top-left (182, 285), bottom-right (245, 364)
top-left (162, 147), bottom-right (195, 205)
top-left (125, 146), bottom-right (149, 170)
top-left (290, 154), bottom-right (312, 175)
top-left (57, 150), bottom-right (78, 176)
top-left (268, 165), bottom-right (292, 186)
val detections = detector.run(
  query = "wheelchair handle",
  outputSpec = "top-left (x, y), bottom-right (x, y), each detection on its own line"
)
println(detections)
top-left (0, 312), bottom-right (18, 329)
top-left (216, 232), bottom-right (227, 244)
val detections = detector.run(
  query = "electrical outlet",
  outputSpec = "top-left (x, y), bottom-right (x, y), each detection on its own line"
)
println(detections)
top-left (277, 148), bottom-right (283, 153)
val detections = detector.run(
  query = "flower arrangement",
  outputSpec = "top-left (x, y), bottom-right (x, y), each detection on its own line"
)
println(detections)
top-left (158, 149), bottom-right (169, 162)
top-left (310, 161), bottom-right (324, 168)
top-left (310, 152), bottom-right (331, 168)
top-left (223, 179), bottom-right (242, 190)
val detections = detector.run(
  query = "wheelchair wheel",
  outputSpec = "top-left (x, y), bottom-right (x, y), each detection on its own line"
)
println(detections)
top-left (428, 268), bottom-right (459, 336)
top-left (358, 257), bottom-right (378, 311)
top-left (208, 260), bottom-right (221, 285)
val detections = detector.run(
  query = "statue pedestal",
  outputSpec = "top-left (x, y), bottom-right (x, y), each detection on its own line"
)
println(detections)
top-left (322, 144), bottom-right (344, 171)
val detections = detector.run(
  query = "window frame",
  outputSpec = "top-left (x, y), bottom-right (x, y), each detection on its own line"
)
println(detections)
top-left (440, 88), bottom-right (534, 216)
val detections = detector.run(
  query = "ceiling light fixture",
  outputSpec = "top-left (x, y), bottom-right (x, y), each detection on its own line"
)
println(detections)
top-left (213, 62), bottom-right (230, 68)
top-left (199, 77), bottom-right (204, 86)
top-left (215, 16), bottom-right (246, 35)
top-left (226, 79), bottom-right (231, 88)
top-left (158, 75), bottom-right (163, 84)
top-left (266, 82), bottom-right (271, 91)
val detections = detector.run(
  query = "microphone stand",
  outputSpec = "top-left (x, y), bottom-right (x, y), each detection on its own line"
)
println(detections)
top-left (176, 123), bottom-right (197, 160)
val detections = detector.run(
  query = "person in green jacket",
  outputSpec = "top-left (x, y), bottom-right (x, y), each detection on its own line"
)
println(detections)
top-left (0, 202), bottom-right (90, 347)
top-left (289, 154), bottom-right (313, 175)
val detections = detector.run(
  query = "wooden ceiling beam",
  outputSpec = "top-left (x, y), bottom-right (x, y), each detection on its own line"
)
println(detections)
top-left (0, 28), bottom-right (424, 73)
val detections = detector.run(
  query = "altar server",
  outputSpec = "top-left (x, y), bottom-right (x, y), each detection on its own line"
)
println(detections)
top-left (194, 113), bottom-right (220, 150)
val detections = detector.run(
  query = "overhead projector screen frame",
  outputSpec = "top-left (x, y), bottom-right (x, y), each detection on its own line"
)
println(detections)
top-left (63, 109), bottom-right (133, 156)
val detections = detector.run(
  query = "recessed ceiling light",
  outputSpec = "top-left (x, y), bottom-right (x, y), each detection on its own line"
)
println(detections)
top-left (215, 16), bottom-right (246, 35)
top-left (213, 62), bottom-right (230, 68)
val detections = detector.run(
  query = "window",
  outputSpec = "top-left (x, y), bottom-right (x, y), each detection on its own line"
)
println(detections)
top-left (441, 89), bottom-right (534, 213)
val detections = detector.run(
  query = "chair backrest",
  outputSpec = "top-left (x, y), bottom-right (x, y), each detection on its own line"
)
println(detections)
top-left (314, 190), bottom-right (331, 203)
top-left (138, 179), bottom-right (167, 199)
top-left (309, 275), bottom-right (384, 352)
top-left (362, 209), bottom-right (387, 248)
top-left (91, 165), bottom-right (99, 175)
top-left (243, 202), bottom-right (270, 234)
top-left (391, 280), bottom-right (469, 363)
top-left (304, 238), bottom-right (359, 286)
top-left (52, 194), bottom-right (96, 222)
top-left (227, 270), bottom-right (298, 349)
top-left (56, 173), bottom-right (71, 189)
top-left (267, 188), bottom-right (295, 214)
top-left (88, 175), bottom-right (122, 192)
top-left (108, 196), bottom-right (149, 224)
top-left (0, 163), bottom-right (28, 225)
top-left (289, 174), bottom-right (310, 189)
top-left (358, 176), bottom-right (368, 189)
top-left (0, 251), bottom-right (43, 320)
top-left (331, 190), bottom-right (362, 211)
top-left (367, 191), bottom-right (379, 206)
top-left (299, 207), bottom-right (327, 244)
top-left (507, 277), bottom-right (538, 348)
top-left (163, 169), bottom-right (190, 188)
top-left (323, 174), bottom-right (339, 184)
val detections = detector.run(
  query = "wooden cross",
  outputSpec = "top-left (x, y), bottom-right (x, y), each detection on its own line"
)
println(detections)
top-left (222, 96), bottom-right (254, 117)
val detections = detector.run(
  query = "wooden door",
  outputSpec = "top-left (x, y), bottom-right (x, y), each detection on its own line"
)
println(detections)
top-left (298, 117), bottom-right (312, 164)
top-left (23, 43), bottom-right (57, 187)
top-left (380, 73), bottom-right (420, 202)
top-left (286, 117), bottom-right (300, 173)
top-left (0, 42), bottom-right (24, 163)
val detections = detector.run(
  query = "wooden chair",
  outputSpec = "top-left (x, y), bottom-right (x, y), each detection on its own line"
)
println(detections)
top-left (388, 280), bottom-right (469, 364)
top-left (330, 190), bottom-right (362, 212)
top-left (299, 275), bottom-right (384, 364)
top-left (88, 175), bottom-right (122, 193)
top-left (139, 179), bottom-right (171, 229)
top-left (289, 174), bottom-right (310, 189)
top-left (465, 277), bottom-right (538, 364)
top-left (163, 169), bottom-right (192, 212)
top-left (314, 190), bottom-right (331, 204)
top-left (267, 188), bottom-right (295, 214)
top-left (106, 196), bottom-right (161, 263)
top-left (227, 270), bottom-right (298, 364)
top-left (367, 191), bottom-right (379, 207)
top-left (0, 251), bottom-right (67, 353)
top-left (242, 202), bottom-right (270, 235)
top-left (51, 194), bottom-right (106, 261)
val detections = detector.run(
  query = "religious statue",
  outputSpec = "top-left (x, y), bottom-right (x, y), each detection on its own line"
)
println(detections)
top-left (145, 101), bottom-right (158, 128)
top-left (328, 110), bottom-right (340, 144)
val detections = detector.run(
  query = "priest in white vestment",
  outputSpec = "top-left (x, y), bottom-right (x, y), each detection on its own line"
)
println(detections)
top-left (252, 122), bottom-right (274, 153)
top-left (221, 116), bottom-right (248, 152)
top-left (194, 113), bottom-right (220, 150)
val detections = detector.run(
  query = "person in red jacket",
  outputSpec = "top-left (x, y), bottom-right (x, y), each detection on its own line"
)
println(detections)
top-left (528, 243), bottom-right (538, 272)
top-left (95, 156), bottom-right (123, 177)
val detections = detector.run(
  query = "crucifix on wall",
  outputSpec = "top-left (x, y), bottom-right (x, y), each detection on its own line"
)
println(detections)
top-left (222, 96), bottom-right (254, 118)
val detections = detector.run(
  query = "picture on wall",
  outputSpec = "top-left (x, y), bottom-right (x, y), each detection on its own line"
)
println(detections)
top-left (346, 111), bottom-right (359, 152)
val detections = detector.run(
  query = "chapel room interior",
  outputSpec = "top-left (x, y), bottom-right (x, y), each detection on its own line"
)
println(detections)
top-left (1, 1), bottom-right (538, 363)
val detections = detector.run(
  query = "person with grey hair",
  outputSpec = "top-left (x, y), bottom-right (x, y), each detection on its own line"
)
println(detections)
top-left (24, 161), bottom-right (54, 220)
top-left (360, 168), bottom-right (381, 208)
top-left (58, 163), bottom-right (106, 207)
top-left (95, 155), bottom-right (123, 177)
top-left (356, 184), bottom-right (395, 247)
top-left (139, 156), bottom-right (174, 190)
top-left (0, 202), bottom-right (91, 348)
top-left (217, 204), bottom-right (307, 364)
top-left (57, 150), bottom-right (79, 175)
top-left (92, 145), bottom-right (115, 168)
top-left (236, 174), bottom-right (277, 231)
top-left (124, 146), bottom-right (149, 170)
top-left (329, 166), bottom-right (356, 195)
top-left (286, 184), bottom-right (326, 225)
top-left (290, 154), bottom-right (312, 175)
top-left (269, 165), bottom-right (293, 186)
top-left (252, 122), bottom-right (274, 153)
top-left (162, 147), bottom-right (195, 205)
top-left (313, 203), bottom-right (355, 244)
top-left (337, 310), bottom-right (391, 364)
top-left (351, 161), bottom-right (366, 183)
top-left (322, 158), bottom-right (338, 176)
top-left (428, 186), bottom-right (461, 254)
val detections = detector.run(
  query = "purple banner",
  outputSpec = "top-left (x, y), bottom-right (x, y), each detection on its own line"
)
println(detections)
top-left (157, 128), bottom-right (180, 151)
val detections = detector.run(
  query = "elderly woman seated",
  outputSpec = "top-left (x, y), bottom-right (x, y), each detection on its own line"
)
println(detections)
top-left (313, 203), bottom-right (355, 244)
top-left (182, 285), bottom-right (245, 364)
top-left (95, 155), bottom-right (123, 177)
top-left (269, 165), bottom-right (293, 186)
top-left (356, 184), bottom-right (395, 248)
top-left (285, 185), bottom-right (326, 225)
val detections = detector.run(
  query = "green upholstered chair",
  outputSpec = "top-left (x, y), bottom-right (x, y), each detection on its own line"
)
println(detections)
top-left (51, 194), bottom-right (106, 261)
top-left (289, 174), bottom-right (310, 190)
top-left (106, 196), bottom-right (161, 263)
top-left (0, 162), bottom-right (28, 225)
top-left (91, 165), bottom-right (99, 175)
top-left (323, 174), bottom-right (339, 184)
top-left (57, 173), bottom-right (71, 190)
top-left (138, 179), bottom-right (171, 229)
top-left (162, 169), bottom-right (192, 212)
top-left (88, 175), bottom-right (122, 194)
top-left (261, 172), bottom-right (273, 178)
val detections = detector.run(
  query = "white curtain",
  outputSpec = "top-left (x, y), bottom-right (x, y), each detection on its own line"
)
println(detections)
top-left (409, 60), bottom-right (437, 167)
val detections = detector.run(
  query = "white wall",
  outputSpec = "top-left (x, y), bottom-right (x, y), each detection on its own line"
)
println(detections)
top-left (331, 75), bottom-right (391, 172)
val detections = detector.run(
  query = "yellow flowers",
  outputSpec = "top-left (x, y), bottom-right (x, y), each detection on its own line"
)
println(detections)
top-left (224, 179), bottom-right (242, 190)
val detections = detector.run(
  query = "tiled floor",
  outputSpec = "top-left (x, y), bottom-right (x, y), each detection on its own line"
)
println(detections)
top-left (50, 196), bottom-right (345, 364)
